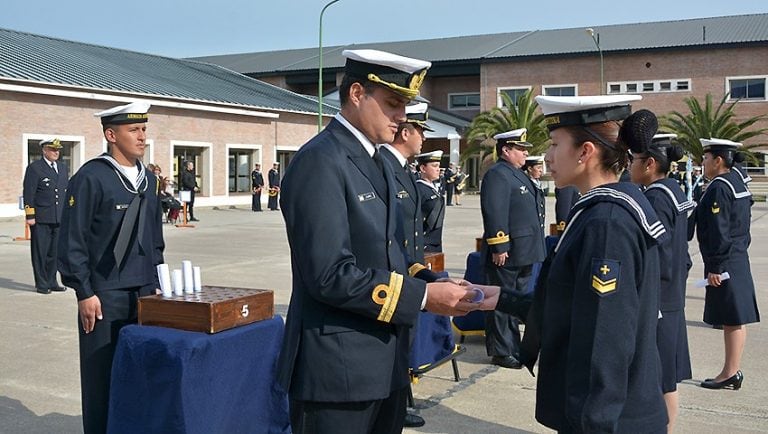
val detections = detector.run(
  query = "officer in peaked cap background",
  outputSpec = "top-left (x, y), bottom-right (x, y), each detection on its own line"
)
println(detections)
top-left (479, 128), bottom-right (546, 369)
top-left (23, 138), bottom-right (69, 294)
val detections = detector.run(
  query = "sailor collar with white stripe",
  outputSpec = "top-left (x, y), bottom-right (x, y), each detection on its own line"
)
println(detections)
top-left (706, 171), bottom-right (752, 200)
top-left (556, 182), bottom-right (667, 252)
top-left (95, 153), bottom-right (148, 194)
top-left (417, 178), bottom-right (439, 193)
top-left (645, 178), bottom-right (695, 214)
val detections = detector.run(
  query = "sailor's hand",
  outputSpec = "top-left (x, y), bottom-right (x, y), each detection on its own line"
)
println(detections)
top-left (78, 295), bottom-right (103, 334)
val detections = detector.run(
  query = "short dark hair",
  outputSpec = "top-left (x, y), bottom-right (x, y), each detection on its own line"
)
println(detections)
top-left (338, 75), bottom-right (378, 106)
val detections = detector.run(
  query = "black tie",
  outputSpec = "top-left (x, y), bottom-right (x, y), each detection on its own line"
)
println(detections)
top-left (372, 149), bottom-right (385, 175)
top-left (51, 163), bottom-right (57, 174)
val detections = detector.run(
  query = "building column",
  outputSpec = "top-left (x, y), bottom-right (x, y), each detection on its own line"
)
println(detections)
top-left (448, 133), bottom-right (461, 165)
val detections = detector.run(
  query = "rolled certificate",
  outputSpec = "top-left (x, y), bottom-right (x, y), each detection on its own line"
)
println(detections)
top-left (157, 263), bottom-right (172, 297)
top-left (172, 269), bottom-right (184, 296)
top-left (182, 260), bottom-right (194, 294)
top-left (694, 271), bottom-right (731, 288)
top-left (193, 266), bottom-right (202, 293)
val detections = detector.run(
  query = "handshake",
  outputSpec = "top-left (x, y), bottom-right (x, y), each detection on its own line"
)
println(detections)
top-left (424, 278), bottom-right (501, 316)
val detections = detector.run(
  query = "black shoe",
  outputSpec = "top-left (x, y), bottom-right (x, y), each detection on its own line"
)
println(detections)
top-left (701, 371), bottom-right (743, 390)
top-left (491, 355), bottom-right (522, 369)
top-left (404, 412), bottom-right (425, 428)
top-left (50, 286), bottom-right (67, 292)
top-left (36, 288), bottom-right (51, 294)
top-left (190, 217), bottom-right (199, 222)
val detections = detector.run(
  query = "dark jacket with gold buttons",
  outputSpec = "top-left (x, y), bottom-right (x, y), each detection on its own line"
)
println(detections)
top-left (417, 180), bottom-right (445, 253)
top-left (276, 118), bottom-right (427, 402)
top-left (480, 160), bottom-right (545, 267)
top-left (381, 147), bottom-right (425, 263)
top-left (23, 159), bottom-right (68, 224)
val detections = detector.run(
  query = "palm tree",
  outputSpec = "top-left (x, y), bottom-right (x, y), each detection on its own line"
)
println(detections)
top-left (461, 90), bottom-right (548, 171)
top-left (660, 93), bottom-right (768, 164)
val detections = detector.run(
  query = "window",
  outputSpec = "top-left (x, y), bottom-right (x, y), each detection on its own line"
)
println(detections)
top-left (497, 87), bottom-right (531, 108)
top-left (543, 85), bottom-right (577, 97)
top-left (24, 134), bottom-right (85, 177)
top-left (607, 79), bottom-right (691, 94)
top-left (228, 150), bottom-right (252, 193)
top-left (448, 93), bottom-right (480, 110)
top-left (728, 77), bottom-right (766, 100)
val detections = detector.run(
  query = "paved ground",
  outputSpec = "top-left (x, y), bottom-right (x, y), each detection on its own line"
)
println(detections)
top-left (0, 194), bottom-right (766, 433)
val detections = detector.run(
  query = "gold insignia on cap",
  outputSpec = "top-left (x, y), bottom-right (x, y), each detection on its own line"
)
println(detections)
top-left (372, 272), bottom-right (404, 323)
top-left (409, 69), bottom-right (427, 93)
top-left (367, 70), bottom-right (424, 99)
top-left (486, 230), bottom-right (510, 245)
top-left (519, 131), bottom-right (527, 142)
top-left (545, 116), bottom-right (560, 125)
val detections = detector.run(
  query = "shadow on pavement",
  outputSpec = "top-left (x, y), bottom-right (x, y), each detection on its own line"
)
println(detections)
top-left (409, 399), bottom-right (537, 433)
top-left (0, 277), bottom-right (36, 292)
top-left (0, 396), bottom-right (81, 434)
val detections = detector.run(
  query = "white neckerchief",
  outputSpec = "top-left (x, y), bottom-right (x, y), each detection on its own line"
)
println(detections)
top-left (379, 144), bottom-right (408, 168)
top-left (335, 113), bottom-right (376, 157)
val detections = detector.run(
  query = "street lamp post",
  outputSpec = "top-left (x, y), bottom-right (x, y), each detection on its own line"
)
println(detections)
top-left (318, 0), bottom-right (341, 132)
top-left (586, 28), bottom-right (604, 95)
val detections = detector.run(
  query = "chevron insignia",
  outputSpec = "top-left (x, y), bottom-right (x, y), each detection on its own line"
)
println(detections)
top-left (591, 258), bottom-right (620, 296)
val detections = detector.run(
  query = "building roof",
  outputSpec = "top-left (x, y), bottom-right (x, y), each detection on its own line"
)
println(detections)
top-left (0, 27), bottom-right (337, 116)
top-left (191, 13), bottom-right (768, 75)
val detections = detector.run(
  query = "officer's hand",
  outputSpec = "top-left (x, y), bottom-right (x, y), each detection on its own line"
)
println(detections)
top-left (425, 282), bottom-right (476, 316)
top-left (26, 218), bottom-right (36, 226)
top-left (707, 272), bottom-right (722, 287)
top-left (78, 295), bottom-right (103, 334)
top-left (492, 252), bottom-right (508, 267)
top-left (452, 284), bottom-right (501, 310)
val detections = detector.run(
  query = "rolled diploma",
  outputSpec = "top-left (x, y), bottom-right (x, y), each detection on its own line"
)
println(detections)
top-left (157, 263), bottom-right (172, 297)
top-left (172, 269), bottom-right (184, 296)
top-left (193, 266), bottom-right (202, 292)
top-left (182, 260), bottom-right (194, 294)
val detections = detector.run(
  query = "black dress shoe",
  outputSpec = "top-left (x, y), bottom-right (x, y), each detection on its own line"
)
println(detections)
top-left (36, 288), bottom-right (51, 294)
top-left (701, 370), bottom-right (743, 390)
top-left (491, 355), bottom-right (523, 369)
top-left (51, 286), bottom-right (67, 292)
top-left (404, 412), bottom-right (425, 428)
top-left (190, 217), bottom-right (200, 222)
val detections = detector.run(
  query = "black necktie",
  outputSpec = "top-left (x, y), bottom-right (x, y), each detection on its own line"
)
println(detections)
top-left (372, 149), bottom-right (385, 175)
top-left (51, 163), bottom-right (57, 173)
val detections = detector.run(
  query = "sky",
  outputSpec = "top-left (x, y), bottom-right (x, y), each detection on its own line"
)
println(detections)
top-left (1, 0), bottom-right (766, 58)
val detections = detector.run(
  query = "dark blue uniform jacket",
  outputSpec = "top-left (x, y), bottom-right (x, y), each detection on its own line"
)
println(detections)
top-left (535, 183), bottom-right (669, 433)
top-left (58, 156), bottom-right (164, 300)
top-left (23, 159), bottom-right (69, 224)
top-left (644, 178), bottom-right (695, 311)
top-left (276, 118), bottom-right (427, 402)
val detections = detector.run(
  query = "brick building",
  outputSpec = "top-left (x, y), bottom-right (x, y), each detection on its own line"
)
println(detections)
top-left (194, 13), bottom-right (768, 188)
top-left (0, 28), bottom-right (336, 217)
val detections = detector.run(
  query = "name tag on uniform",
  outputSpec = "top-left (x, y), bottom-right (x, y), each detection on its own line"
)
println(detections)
top-left (429, 194), bottom-right (438, 200)
top-left (358, 192), bottom-right (376, 202)
top-left (115, 204), bottom-right (130, 210)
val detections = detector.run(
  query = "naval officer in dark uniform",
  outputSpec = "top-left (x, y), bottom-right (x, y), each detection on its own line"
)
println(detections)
top-left (469, 97), bottom-right (670, 433)
top-left (268, 162), bottom-right (280, 211)
top-left (58, 101), bottom-right (165, 434)
top-left (480, 129), bottom-right (546, 369)
top-left (695, 137), bottom-right (760, 390)
top-left (251, 163), bottom-right (264, 212)
top-left (415, 151), bottom-right (446, 253)
top-left (276, 49), bottom-right (473, 434)
top-left (630, 133), bottom-right (694, 431)
top-left (23, 138), bottom-right (69, 294)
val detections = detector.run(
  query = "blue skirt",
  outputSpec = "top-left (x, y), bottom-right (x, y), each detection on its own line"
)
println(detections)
top-left (704, 256), bottom-right (760, 326)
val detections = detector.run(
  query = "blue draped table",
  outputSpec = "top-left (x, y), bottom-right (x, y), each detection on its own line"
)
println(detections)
top-left (108, 316), bottom-right (290, 434)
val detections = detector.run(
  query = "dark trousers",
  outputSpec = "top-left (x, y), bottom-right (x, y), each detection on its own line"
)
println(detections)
top-left (268, 191), bottom-right (279, 210)
top-left (252, 191), bottom-right (262, 211)
top-left (446, 184), bottom-right (454, 205)
top-left (79, 286), bottom-right (150, 434)
top-left (30, 222), bottom-right (59, 290)
top-left (184, 190), bottom-right (196, 219)
top-left (289, 386), bottom-right (408, 434)
top-left (484, 264), bottom-right (532, 357)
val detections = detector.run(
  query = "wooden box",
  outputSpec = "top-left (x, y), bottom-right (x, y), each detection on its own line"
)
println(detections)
top-left (138, 286), bottom-right (274, 333)
top-left (424, 252), bottom-right (445, 273)
top-left (475, 237), bottom-right (484, 252)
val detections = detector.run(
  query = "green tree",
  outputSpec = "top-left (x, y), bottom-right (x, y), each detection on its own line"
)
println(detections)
top-left (660, 93), bottom-right (768, 163)
top-left (461, 90), bottom-right (548, 170)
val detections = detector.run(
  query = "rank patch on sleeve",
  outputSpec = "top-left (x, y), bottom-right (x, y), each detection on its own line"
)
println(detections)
top-left (591, 258), bottom-right (620, 296)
